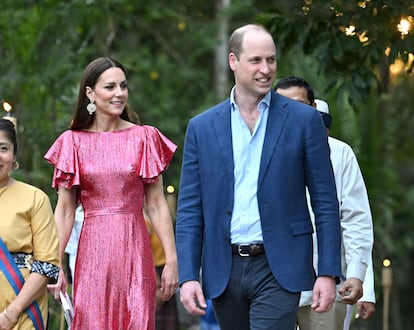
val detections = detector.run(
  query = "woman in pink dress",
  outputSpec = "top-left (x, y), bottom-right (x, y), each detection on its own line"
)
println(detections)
top-left (45, 57), bottom-right (178, 330)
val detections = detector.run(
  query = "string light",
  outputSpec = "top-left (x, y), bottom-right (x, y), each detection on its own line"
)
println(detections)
top-left (166, 185), bottom-right (175, 194)
top-left (358, 30), bottom-right (369, 43)
top-left (358, 1), bottom-right (368, 9)
top-left (2, 101), bottom-right (12, 113)
top-left (383, 258), bottom-right (391, 267)
top-left (397, 17), bottom-right (412, 37)
top-left (345, 25), bottom-right (356, 36)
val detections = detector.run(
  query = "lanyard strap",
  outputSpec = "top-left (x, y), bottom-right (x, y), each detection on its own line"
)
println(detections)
top-left (0, 238), bottom-right (45, 330)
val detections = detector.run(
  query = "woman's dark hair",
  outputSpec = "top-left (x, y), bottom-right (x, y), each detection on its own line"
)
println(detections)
top-left (0, 119), bottom-right (17, 155)
top-left (70, 57), bottom-right (139, 130)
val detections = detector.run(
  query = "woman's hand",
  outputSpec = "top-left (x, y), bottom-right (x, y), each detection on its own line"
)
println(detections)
top-left (0, 309), bottom-right (18, 330)
top-left (47, 268), bottom-right (67, 300)
top-left (160, 261), bottom-right (178, 301)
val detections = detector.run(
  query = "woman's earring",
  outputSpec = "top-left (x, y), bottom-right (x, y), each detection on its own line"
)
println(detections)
top-left (87, 100), bottom-right (96, 115)
top-left (12, 160), bottom-right (19, 170)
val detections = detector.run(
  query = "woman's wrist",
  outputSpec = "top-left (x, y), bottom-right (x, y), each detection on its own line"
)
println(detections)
top-left (3, 308), bottom-right (18, 324)
top-left (164, 252), bottom-right (177, 264)
top-left (164, 259), bottom-right (178, 269)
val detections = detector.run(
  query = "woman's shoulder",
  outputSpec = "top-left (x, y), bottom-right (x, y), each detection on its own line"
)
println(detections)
top-left (131, 124), bottom-right (162, 136)
top-left (50, 129), bottom-right (76, 144)
top-left (45, 130), bottom-right (76, 156)
top-left (121, 124), bottom-right (175, 149)
top-left (11, 181), bottom-right (49, 200)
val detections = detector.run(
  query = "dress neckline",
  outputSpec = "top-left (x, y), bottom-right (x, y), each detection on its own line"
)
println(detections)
top-left (79, 125), bottom-right (138, 134)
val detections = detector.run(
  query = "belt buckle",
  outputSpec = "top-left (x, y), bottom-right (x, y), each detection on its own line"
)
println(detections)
top-left (238, 244), bottom-right (251, 257)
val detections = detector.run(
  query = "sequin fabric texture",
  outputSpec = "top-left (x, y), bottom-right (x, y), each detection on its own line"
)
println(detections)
top-left (44, 125), bottom-right (177, 330)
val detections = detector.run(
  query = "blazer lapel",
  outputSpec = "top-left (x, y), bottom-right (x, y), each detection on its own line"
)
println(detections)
top-left (213, 102), bottom-right (234, 185)
top-left (258, 92), bottom-right (289, 189)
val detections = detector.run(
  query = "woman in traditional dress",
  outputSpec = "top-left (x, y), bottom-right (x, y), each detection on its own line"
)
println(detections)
top-left (0, 118), bottom-right (60, 330)
top-left (45, 57), bottom-right (178, 330)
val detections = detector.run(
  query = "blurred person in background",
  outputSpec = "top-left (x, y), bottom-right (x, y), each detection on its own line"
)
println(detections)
top-left (145, 210), bottom-right (180, 330)
top-left (0, 118), bottom-right (59, 330)
top-left (65, 204), bottom-right (84, 284)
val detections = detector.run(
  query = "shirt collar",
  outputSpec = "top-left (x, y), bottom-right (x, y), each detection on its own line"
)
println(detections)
top-left (230, 86), bottom-right (271, 112)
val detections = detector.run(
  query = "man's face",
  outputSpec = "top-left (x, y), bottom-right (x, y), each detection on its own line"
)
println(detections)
top-left (275, 86), bottom-right (311, 105)
top-left (229, 30), bottom-right (277, 98)
top-left (276, 86), bottom-right (330, 133)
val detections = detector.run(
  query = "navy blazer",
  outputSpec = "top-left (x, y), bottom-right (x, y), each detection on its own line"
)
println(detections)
top-left (176, 91), bottom-right (341, 299)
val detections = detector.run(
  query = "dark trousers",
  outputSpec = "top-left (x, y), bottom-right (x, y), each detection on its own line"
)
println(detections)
top-left (212, 254), bottom-right (300, 330)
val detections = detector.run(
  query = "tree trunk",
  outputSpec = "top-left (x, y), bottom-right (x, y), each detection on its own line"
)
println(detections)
top-left (214, 0), bottom-right (231, 99)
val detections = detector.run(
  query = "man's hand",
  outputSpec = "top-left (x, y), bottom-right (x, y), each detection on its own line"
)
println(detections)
top-left (179, 280), bottom-right (207, 315)
top-left (355, 301), bottom-right (375, 320)
top-left (338, 277), bottom-right (363, 305)
top-left (311, 276), bottom-right (336, 313)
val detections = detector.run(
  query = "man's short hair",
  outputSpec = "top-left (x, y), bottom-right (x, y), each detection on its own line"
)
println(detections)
top-left (229, 24), bottom-right (270, 59)
top-left (274, 76), bottom-right (315, 105)
top-left (275, 76), bottom-right (332, 129)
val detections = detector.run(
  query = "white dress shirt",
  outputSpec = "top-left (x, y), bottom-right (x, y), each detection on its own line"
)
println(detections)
top-left (300, 136), bottom-right (375, 306)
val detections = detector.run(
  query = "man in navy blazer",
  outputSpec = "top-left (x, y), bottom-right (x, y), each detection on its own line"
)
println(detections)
top-left (176, 24), bottom-right (341, 330)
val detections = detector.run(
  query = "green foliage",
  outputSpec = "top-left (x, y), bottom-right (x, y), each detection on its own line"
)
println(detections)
top-left (262, 0), bottom-right (414, 107)
top-left (0, 0), bottom-right (223, 197)
top-left (261, 1), bottom-right (414, 328)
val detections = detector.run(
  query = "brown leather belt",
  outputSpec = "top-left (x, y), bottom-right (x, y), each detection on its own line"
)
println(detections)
top-left (231, 243), bottom-right (265, 257)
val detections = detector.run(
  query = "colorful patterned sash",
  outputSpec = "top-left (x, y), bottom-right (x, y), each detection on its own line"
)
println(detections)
top-left (0, 238), bottom-right (45, 330)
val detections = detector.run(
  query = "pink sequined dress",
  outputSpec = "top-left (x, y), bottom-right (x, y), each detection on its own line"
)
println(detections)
top-left (44, 125), bottom-right (176, 330)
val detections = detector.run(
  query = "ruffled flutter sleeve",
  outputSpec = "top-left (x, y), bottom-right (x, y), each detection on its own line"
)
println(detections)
top-left (44, 130), bottom-right (81, 189)
top-left (138, 126), bottom-right (177, 183)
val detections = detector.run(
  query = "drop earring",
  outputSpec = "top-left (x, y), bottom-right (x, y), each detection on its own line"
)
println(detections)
top-left (12, 160), bottom-right (20, 170)
top-left (87, 100), bottom-right (96, 115)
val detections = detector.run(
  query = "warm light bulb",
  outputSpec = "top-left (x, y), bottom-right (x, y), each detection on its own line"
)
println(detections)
top-left (166, 185), bottom-right (175, 194)
top-left (398, 18), bottom-right (410, 36)
top-left (358, 31), bottom-right (369, 43)
top-left (2, 101), bottom-right (12, 112)
top-left (345, 25), bottom-right (356, 36)
top-left (389, 58), bottom-right (405, 75)
top-left (358, 1), bottom-right (367, 9)
top-left (383, 258), bottom-right (391, 268)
